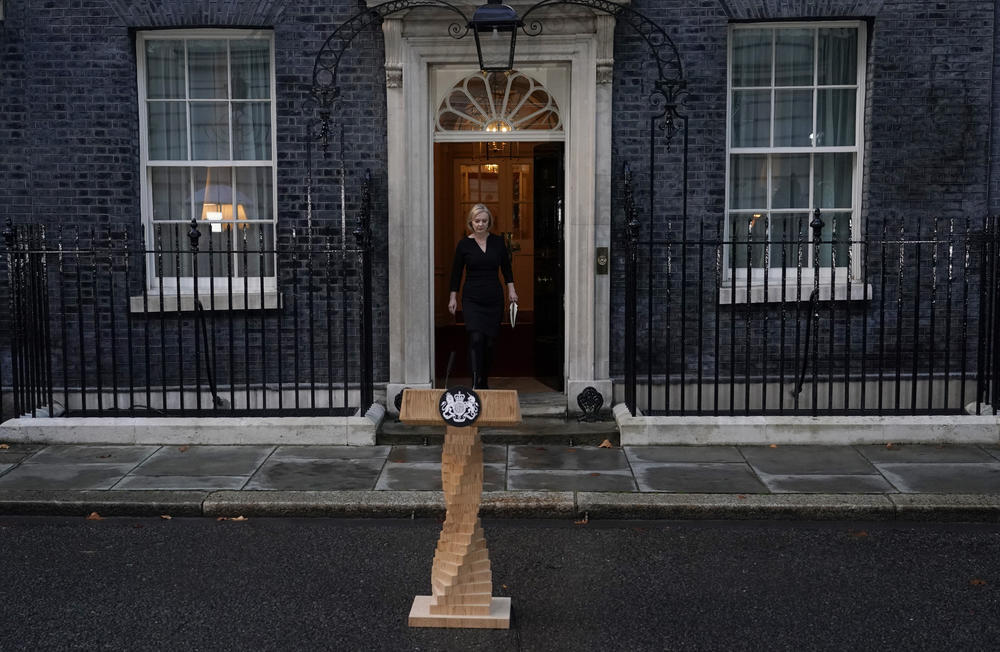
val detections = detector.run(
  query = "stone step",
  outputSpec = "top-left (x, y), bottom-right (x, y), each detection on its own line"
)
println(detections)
top-left (378, 416), bottom-right (619, 446)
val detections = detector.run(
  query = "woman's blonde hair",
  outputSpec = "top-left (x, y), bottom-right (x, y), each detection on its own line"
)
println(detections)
top-left (466, 203), bottom-right (494, 231)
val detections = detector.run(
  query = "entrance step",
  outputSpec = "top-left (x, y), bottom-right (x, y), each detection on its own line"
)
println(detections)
top-left (377, 416), bottom-right (619, 446)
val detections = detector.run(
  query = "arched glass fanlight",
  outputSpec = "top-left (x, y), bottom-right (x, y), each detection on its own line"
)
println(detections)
top-left (436, 71), bottom-right (561, 133)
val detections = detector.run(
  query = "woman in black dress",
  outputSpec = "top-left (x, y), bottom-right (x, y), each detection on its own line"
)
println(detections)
top-left (448, 203), bottom-right (518, 389)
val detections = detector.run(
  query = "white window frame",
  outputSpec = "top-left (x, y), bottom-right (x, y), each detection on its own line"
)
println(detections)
top-left (724, 21), bottom-right (868, 300)
top-left (136, 29), bottom-right (278, 297)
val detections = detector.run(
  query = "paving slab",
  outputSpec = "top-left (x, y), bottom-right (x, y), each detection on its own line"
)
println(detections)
top-left (269, 445), bottom-right (390, 461)
top-left (857, 444), bottom-right (997, 464)
top-left (25, 444), bottom-right (159, 465)
top-left (374, 462), bottom-right (506, 491)
top-left (631, 462), bottom-right (768, 493)
top-left (0, 463), bottom-right (137, 490)
top-left (131, 445), bottom-right (274, 476)
top-left (875, 463), bottom-right (1000, 494)
top-left (625, 446), bottom-right (744, 464)
top-left (509, 445), bottom-right (629, 470)
top-left (740, 445), bottom-right (875, 475)
top-left (984, 444), bottom-right (1000, 462)
top-left (245, 458), bottom-right (385, 490)
top-left (507, 468), bottom-right (636, 491)
top-left (756, 473), bottom-right (897, 494)
top-left (0, 443), bottom-right (45, 464)
top-left (113, 475), bottom-right (249, 491)
top-left (386, 444), bottom-right (505, 464)
top-left (0, 463), bottom-right (13, 477)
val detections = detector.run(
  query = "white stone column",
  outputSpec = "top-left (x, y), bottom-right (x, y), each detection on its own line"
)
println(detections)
top-left (384, 17), bottom-right (433, 412)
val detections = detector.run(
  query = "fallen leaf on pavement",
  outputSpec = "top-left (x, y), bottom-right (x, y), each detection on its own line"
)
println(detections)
top-left (0, 443), bottom-right (9, 449)
top-left (86, 512), bottom-right (103, 520)
top-left (217, 515), bottom-right (248, 522)
top-left (574, 513), bottom-right (589, 525)
top-left (598, 439), bottom-right (613, 448)
top-left (737, 495), bottom-right (747, 500)
top-left (178, 445), bottom-right (190, 452)
top-left (849, 530), bottom-right (868, 538)
top-left (769, 444), bottom-right (778, 448)
top-left (970, 579), bottom-right (987, 586)
top-left (160, 515), bottom-right (172, 520)
top-left (885, 442), bottom-right (900, 450)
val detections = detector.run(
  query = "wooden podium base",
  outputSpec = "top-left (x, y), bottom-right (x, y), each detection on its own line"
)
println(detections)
top-left (408, 596), bottom-right (511, 629)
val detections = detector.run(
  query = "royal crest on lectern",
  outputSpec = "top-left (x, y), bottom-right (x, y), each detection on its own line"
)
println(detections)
top-left (439, 386), bottom-right (481, 427)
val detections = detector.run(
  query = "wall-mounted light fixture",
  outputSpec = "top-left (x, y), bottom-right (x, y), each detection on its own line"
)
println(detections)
top-left (468, 0), bottom-right (523, 73)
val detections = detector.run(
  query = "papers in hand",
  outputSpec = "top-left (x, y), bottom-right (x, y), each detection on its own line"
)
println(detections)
top-left (509, 301), bottom-right (518, 328)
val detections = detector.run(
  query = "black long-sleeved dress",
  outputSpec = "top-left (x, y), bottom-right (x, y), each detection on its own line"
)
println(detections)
top-left (450, 233), bottom-right (513, 338)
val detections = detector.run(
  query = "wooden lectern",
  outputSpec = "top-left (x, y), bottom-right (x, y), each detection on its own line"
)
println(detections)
top-left (399, 387), bottom-right (521, 629)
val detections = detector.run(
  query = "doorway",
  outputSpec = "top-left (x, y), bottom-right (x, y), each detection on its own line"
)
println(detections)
top-left (433, 141), bottom-right (565, 390)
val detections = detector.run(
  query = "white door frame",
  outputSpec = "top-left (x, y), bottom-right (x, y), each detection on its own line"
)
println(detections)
top-left (379, 4), bottom-right (617, 413)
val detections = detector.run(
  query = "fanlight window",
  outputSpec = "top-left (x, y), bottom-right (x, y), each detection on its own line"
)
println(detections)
top-left (436, 71), bottom-right (561, 133)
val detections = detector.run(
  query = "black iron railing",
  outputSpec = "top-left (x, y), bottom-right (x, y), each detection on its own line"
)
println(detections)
top-left (621, 173), bottom-right (1000, 417)
top-left (2, 212), bottom-right (375, 420)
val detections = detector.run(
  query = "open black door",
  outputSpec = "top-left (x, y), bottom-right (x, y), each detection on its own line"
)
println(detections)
top-left (532, 143), bottom-right (564, 391)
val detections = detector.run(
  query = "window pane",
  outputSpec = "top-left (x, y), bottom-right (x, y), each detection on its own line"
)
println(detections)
top-left (145, 40), bottom-right (185, 99)
top-left (235, 167), bottom-right (273, 222)
top-left (731, 90), bottom-right (770, 147)
top-left (816, 89), bottom-right (856, 146)
top-left (479, 166), bottom-right (499, 203)
top-left (148, 102), bottom-right (188, 160)
top-left (236, 223), bottom-right (275, 277)
top-left (730, 213), bottom-right (767, 269)
top-left (775, 29), bottom-right (814, 87)
top-left (191, 102), bottom-right (230, 160)
top-left (773, 89), bottom-right (813, 147)
top-left (230, 39), bottom-right (270, 99)
top-left (770, 213), bottom-right (809, 268)
top-left (152, 223), bottom-right (192, 277)
top-left (816, 212), bottom-right (851, 267)
top-left (188, 40), bottom-right (228, 99)
top-left (232, 102), bottom-right (272, 160)
top-left (814, 153), bottom-right (854, 208)
top-left (771, 154), bottom-right (810, 209)
top-left (731, 29), bottom-right (771, 87)
top-left (818, 28), bottom-right (857, 86)
top-left (192, 167), bottom-right (237, 229)
top-left (729, 155), bottom-right (767, 209)
top-left (151, 167), bottom-right (190, 221)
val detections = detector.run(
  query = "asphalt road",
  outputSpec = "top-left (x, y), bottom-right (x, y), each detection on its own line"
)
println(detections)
top-left (1, 516), bottom-right (998, 651)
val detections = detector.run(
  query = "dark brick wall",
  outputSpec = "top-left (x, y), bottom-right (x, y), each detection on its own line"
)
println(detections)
top-left (1, 0), bottom-right (996, 402)
top-left (0, 0), bottom-right (390, 400)
top-left (609, 0), bottom-right (997, 383)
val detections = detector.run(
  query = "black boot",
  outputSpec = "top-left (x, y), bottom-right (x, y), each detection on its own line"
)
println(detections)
top-left (467, 335), bottom-right (484, 389)
top-left (481, 337), bottom-right (494, 390)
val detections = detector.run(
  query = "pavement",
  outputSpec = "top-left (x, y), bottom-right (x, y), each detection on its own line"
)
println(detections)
top-left (1, 440), bottom-right (999, 520)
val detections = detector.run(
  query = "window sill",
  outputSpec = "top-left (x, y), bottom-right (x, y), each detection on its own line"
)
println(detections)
top-left (129, 291), bottom-right (282, 313)
top-left (719, 282), bottom-right (872, 305)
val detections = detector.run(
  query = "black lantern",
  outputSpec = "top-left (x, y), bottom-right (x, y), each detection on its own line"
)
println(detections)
top-left (468, 0), bottom-right (523, 73)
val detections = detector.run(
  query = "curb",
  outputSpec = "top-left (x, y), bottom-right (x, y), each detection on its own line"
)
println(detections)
top-left (1, 490), bottom-right (999, 521)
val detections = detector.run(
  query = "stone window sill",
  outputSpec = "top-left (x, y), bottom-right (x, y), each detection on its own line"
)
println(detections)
top-left (719, 282), bottom-right (872, 305)
top-left (129, 291), bottom-right (282, 313)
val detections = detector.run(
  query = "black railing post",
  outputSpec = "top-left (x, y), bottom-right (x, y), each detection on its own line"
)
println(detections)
top-left (810, 208), bottom-right (824, 416)
top-left (188, 217), bottom-right (202, 411)
top-left (2, 220), bottom-right (18, 420)
top-left (623, 163), bottom-right (638, 416)
top-left (355, 169), bottom-right (374, 413)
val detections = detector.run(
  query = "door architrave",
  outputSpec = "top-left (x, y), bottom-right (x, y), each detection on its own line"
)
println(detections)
top-left (381, 7), bottom-right (616, 413)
